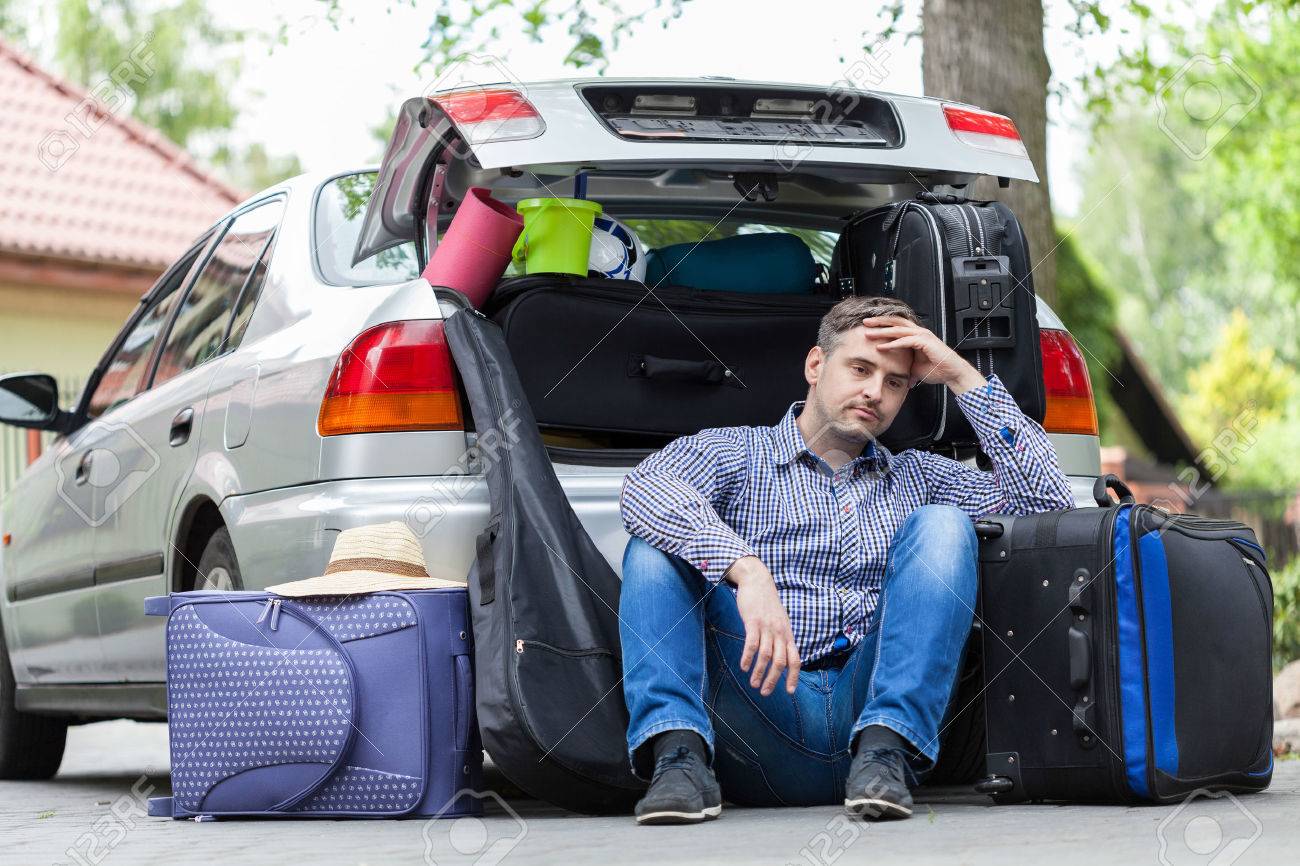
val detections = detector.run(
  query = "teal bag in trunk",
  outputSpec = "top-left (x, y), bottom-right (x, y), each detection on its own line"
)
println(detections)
top-left (644, 233), bottom-right (817, 294)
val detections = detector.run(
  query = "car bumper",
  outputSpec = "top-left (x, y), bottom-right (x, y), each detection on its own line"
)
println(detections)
top-left (221, 475), bottom-right (492, 590)
top-left (220, 471), bottom-right (632, 589)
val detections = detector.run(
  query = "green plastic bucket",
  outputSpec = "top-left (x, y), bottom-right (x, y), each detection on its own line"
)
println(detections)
top-left (512, 197), bottom-right (603, 275)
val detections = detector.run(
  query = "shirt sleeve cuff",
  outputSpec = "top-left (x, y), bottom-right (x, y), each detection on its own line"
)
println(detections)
top-left (953, 373), bottom-right (1025, 453)
top-left (679, 524), bottom-right (757, 584)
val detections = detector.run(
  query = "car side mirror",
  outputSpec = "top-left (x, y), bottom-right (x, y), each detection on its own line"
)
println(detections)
top-left (0, 373), bottom-right (71, 432)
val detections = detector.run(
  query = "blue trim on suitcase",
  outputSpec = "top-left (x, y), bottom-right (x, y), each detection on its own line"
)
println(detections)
top-left (1231, 536), bottom-right (1267, 562)
top-left (1137, 529), bottom-right (1180, 780)
top-left (1112, 506), bottom-right (1152, 799)
top-left (1246, 753), bottom-right (1274, 776)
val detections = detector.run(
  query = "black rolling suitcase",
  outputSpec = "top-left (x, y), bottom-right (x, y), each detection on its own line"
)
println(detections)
top-left (972, 475), bottom-right (1274, 804)
top-left (485, 275), bottom-right (834, 436)
top-left (831, 193), bottom-right (1045, 453)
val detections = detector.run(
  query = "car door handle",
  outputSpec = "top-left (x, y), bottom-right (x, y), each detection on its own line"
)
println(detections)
top-left (74, 451), bottom-right (93, 485)
top-left (169, 407), bottom-right (194, 447)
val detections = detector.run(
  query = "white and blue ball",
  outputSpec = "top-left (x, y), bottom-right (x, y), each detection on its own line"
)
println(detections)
top-left (588, 216), bottom-right (646, 281)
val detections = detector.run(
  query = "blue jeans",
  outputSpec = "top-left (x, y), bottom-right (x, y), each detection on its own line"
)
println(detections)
top-left (619, 503), bottom-right (979, 807)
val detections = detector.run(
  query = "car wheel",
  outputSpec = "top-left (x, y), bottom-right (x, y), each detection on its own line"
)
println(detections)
top-left (0, 621), bottom-right (68, 779)
top-left (194, 527), bottom-right (243, 591)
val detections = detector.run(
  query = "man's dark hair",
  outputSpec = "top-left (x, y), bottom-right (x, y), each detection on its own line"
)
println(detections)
top-left (816, 296), bottom-right (921, 356)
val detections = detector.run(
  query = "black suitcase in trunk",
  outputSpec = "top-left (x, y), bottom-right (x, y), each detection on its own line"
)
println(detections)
top-left (485, 275), bottom-right (835, 437)
top-left (972, 476), bottom-right (1274, 804)
top-left (831, 193), bottom-right (1046, 452)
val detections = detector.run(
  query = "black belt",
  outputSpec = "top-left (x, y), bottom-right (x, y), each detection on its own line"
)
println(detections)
top-left (803, 649), bottom-right (853, 672)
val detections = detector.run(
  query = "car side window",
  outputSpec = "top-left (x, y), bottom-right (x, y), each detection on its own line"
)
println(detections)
top-left (152, 199), bottom-right (285, 389)
top-left (84, 247), bottom-right (206, 420)
top-left (224, 218), bottom-right (279, 348)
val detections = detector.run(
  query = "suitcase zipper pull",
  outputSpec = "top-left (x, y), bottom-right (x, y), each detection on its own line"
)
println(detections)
top-left (257, 598), bottom-right (283, 631)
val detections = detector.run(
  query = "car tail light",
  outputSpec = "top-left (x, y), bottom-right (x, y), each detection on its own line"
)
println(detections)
top-left (430, 88), bottom-right (545, 145)
top-left (318, 320), bottom-right (463, 436)
top-left (942, 105), bottom-right (1029, 158)
top-left (1039, 328), bottom-right (1098, 436)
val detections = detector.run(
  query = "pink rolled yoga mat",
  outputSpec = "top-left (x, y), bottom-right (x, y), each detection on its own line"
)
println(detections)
top-left (421, 187), bottom-right (524, 309)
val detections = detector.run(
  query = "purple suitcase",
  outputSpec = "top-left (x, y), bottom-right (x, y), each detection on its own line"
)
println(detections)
top-left (144, 588), bottom-right (481, 820)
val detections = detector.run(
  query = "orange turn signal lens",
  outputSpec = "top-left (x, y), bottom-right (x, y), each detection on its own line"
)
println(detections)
top-left (1039, 329), bottom-right (1099, 436)
top-left (1042, 394), bottom-right (1099, 436)
top-left (318, 392), bottom-right (463, 436)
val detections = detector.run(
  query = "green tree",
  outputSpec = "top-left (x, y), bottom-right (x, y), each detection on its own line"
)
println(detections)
top-left (1076, 0), bottom-right (1300, 362)
top-left (1073, 0), bottom-right (1300, 492)
top-left (1072, 104), bottom-right (1244, 390)
top-left (1051, 229), bottom-right (1125, 438)
top-left (1178, 309), bottom-right (1298, 490)
top-left (1181, 309), bottom-right (1292, 442)
top-left (0, 0), bottom-right (27, 41)
top-left (51, 0), bottom-right (242, 150)
top-left (1189, 4), bottom-right (1300, 307)
top-left (211, 142), bottom-right (303, 191)
top-left (2, 0), bottom-right (302, 191)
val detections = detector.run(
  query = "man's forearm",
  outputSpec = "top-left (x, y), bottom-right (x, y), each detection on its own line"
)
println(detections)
top-left (951, 374), bottom-right (1075, 512)
top-left (621, 471), bottom-right (756, 583)
top-left (722, 554), bottom-right (770, 587)
top-left (947, 367), bottom-right (987, 397)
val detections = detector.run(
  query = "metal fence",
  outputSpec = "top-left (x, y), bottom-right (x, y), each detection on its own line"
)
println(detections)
top-left (0, 374), bottom-right (85, 501)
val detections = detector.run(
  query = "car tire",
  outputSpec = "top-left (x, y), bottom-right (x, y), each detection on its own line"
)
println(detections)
top-left (194, 527), bottom-right (243, 592)
top-left (0, 621), bottom-right (68, 779)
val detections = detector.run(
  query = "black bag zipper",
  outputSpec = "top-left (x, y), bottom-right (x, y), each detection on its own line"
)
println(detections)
top-left (515, 639), bottom-right (616, 658)
top-left (1235, 547), bottom-right (1276, 770)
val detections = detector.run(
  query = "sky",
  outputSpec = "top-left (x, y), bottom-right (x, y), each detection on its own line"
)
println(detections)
top-left (220, 0), bottom-right (1154, 216)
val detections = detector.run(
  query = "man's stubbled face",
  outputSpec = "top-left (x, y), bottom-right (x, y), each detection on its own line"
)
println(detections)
top-left (802, 324), bottom-right (914, 452)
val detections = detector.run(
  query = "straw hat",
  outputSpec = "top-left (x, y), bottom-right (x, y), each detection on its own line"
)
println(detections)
top-left (266, 521), bottom-right (466, 597)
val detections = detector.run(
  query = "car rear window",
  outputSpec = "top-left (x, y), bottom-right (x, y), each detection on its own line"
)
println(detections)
top-left (315, 173), bottom-right (421, 286)
top-left (315, 171), bottom-right (840, 286)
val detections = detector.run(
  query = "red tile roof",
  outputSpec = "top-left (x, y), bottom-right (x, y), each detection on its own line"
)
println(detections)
top-left (0, 39), bottom-right (245, 273)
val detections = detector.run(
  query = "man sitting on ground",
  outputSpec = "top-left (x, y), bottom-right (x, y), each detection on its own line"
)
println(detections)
top-left (618, 296), bottom-right (1075, 824)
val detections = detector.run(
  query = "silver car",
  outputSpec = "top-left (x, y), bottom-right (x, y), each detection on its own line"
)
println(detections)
top-left (0, 78), bottom-right (1102, 777)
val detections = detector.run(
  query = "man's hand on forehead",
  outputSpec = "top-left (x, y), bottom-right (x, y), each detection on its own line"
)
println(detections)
top-left (859, 314), bottom-right (981, 391)
top-left (861, 314), bottom-right (932, 333)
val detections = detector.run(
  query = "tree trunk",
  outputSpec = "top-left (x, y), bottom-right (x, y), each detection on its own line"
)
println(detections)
top-left (921, 0), bottom-right (1057, 306)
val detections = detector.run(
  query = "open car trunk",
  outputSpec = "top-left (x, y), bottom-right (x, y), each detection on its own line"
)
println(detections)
top-left (350, 81), bottom-right (1059, 467)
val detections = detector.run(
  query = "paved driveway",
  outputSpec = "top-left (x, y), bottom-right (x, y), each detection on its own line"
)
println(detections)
top-left (0, 720), bottom-right (1295, 865)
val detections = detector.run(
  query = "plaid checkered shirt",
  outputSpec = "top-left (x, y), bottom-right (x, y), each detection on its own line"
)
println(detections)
top-left (619, 374), bottom-right (1075, 664)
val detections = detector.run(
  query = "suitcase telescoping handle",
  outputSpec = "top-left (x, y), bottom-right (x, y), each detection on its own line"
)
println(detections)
top-left (1068, 566), bottom-right (1100, 750)
top-left (1093, 474), bottom-right (1135, 507)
